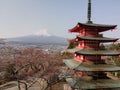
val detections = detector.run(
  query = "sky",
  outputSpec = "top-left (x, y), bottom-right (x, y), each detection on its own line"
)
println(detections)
top-left (0, 0), bottom-right (120, 38)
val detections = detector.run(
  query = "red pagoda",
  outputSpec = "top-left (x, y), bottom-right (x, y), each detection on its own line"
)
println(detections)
top-left (64, 0), bottom-right (120, 90)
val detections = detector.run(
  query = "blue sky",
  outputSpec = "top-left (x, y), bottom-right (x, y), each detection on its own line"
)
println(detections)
top-left (0, 0), bottom-right (120, 38)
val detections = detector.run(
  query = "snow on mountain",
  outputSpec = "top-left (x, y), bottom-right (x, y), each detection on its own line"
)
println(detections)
top-left (33, 29), bottom-right (51, 36)
top-left (6, 34), bottom-right (67, 45)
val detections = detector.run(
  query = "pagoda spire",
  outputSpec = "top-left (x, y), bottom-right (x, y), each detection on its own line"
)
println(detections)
top-left (87, 0), bottom-right (93, 23)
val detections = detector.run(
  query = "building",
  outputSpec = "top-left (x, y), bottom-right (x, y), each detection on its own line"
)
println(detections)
top-left (64, 0), bottom-right (120, 90)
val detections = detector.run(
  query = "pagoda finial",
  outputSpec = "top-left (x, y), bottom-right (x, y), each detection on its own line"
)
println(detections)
top-left (87, 0), bottom-right (93, 23)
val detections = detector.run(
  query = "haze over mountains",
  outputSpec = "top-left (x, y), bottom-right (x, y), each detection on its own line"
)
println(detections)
top-left (5, 30), bottom-right (67, 45)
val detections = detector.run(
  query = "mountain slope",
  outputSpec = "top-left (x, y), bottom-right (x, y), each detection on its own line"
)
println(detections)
top-left (6, 35), bottom-right (67, 45)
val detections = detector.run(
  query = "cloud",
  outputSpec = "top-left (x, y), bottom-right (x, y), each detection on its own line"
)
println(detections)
top-left (34, 29), bottom-right (51, 36)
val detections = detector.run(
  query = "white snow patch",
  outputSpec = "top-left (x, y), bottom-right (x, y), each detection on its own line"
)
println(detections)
top-left (34, 29), bottom-right (51, 36)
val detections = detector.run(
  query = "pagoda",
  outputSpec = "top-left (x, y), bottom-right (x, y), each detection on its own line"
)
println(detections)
top-left (64, 0), bottom-right (120, 90)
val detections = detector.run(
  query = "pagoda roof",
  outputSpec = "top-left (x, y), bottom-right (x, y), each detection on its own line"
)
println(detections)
top-left (68, 36), bottom-right (118, 42)
top-left (69, 22), bottom-right (117, 32)
top-left (76, 49), bottom-right (120, 56)
top-left (64, 59), bottom-right (120, 71)
top-left (66, 78), bottom-right (120, 89)
top-left (77, 36), bottom-right (118, 42)
top-left (67, 48), bottom-right (120, 56)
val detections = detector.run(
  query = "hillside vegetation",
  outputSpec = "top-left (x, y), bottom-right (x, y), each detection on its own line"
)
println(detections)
top-left (0, 46), bottom-right (72, 90)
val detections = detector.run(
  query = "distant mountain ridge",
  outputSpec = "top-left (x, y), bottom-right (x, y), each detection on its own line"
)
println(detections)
top-left (5, 35), bottom-right (67, 45)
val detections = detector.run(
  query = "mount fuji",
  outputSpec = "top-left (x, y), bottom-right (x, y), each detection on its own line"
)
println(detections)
top-left (6, 34), bottom-right (67, 45)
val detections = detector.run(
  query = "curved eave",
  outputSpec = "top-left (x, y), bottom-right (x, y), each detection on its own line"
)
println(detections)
top-left (77, 36), bottom-right (118, 42)
top-left (79, 22), bottom-right (117, 29)
top-left (76, 49), bottom-right (120, 56)
top-left (69, 24), bottom-right (82, 33)
top-left (66, 48), bottom-right (120, 56)
top-left (66, 78), bottom-right (120, 89)
top-left (69, 22), bottom-right (117, 33)
top-left (64, 59), bottom-right (120, 71)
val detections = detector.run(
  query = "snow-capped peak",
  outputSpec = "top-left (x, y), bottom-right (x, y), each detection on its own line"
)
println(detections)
top-left (34, 29), bottom-right (51, 36)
